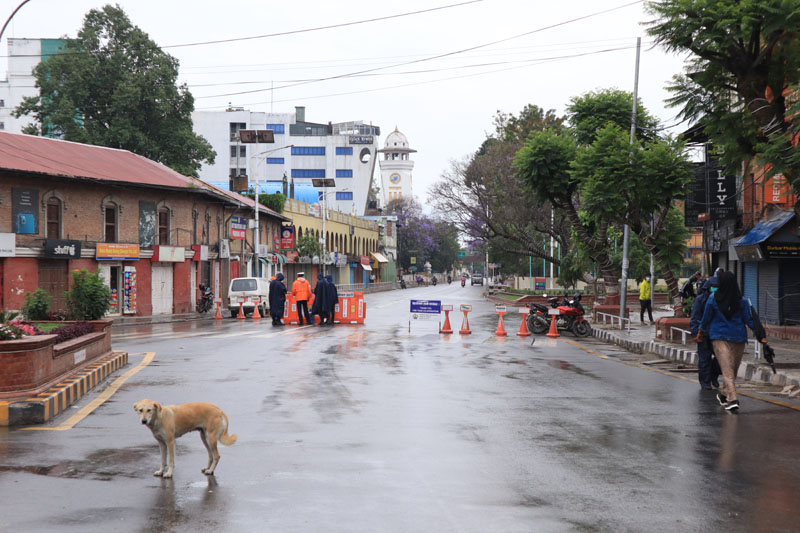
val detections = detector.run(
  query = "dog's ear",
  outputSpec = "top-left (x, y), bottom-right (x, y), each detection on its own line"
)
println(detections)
top-left (153, 402), bottom-right (162, 412)
top-left (133, 401), bottom-right (140, 411)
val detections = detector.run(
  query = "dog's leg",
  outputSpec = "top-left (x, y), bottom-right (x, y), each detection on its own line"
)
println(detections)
top-left (200, 430), bottom-right (214, 474)
top-left (203, 431), bottom-right (221, 475)
top-left (163, 437), bottom-right (176, 479)
top-left (154, 439), bottom-right (167, 477)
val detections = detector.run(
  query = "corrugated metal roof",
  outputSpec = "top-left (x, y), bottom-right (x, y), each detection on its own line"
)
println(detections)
top-left (0, 131), bottom-right (289, 221)
top-left (734, 210), bottom-right (796, 246)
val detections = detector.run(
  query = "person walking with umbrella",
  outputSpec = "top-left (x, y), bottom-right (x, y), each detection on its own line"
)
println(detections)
top-left (268, 273), bottom-right (287, 326)
top-left (697, 271), bottom-right (769, 411)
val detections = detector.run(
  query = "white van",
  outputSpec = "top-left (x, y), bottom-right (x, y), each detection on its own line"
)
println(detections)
top-left (228, 277), bottom-right (270, 318)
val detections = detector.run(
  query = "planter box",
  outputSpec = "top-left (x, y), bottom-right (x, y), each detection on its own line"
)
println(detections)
top-left (0, 319), bottom-right (113, 400)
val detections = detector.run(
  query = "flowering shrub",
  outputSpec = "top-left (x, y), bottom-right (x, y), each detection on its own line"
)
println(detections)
top-left (0, 311), bottom-right (44, 340)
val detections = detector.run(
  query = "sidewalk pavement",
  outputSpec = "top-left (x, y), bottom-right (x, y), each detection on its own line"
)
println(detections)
top-left (591, 308), bottom-right (800, 388)
top-left (110, 311), bottom-right (222, 327)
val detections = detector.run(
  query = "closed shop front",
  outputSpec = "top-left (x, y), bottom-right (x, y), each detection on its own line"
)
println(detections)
top-left (743, 262), bottom-right (758, 311)
top-left (38, 260), bottom-right (69, 313)
top-left (151, 264), bottom-right (174, 315)
top-left (757, 261), bottom-right (780, 324)
top-left (780, 262), bottom-right (800, 325)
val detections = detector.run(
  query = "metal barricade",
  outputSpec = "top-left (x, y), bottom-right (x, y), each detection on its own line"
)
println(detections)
top-left (595, 311), bottom-right (632, 334)
top-left (669, 326), bottom-right (692, 345)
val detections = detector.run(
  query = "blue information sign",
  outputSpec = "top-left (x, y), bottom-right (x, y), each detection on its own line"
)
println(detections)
top-left (410, 300), bottom-right (441, 315)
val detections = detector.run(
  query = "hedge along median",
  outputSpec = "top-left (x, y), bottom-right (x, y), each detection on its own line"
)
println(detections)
top-left (0, 319), bottom-right (127, 426)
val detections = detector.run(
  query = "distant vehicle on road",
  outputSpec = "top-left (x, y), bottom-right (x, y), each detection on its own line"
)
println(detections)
top-left (228, 277), bottom-right (269, 318)
top-left (471, 273), bottom-right (483, 286)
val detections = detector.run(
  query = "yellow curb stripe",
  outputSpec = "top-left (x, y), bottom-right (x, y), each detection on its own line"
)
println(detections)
top-left (22, 352), bottom-right (154, 431)
top-left (562, 338), bottom-right (800, 412)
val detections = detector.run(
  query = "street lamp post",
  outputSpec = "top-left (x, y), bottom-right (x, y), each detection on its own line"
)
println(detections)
top-left (311, 178), bottom-right (337, 274)
top-left (249, 144), bottom-right (293, 276)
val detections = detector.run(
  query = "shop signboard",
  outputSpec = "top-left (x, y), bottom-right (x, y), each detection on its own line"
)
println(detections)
top-left (153, 245), bottom-right (184, 262)
top-left (12, 188), bottom-right (39, 234)
top-left (0, 233), bottom-right (16, 257)
top-left (231, 216), bottom-right (247, 239)
top-left (96, 243), bottom-right (140, 261)
top-left (763, 242), bottom-right (800, 258)
top-left (191, 245), bottom-right (209, 262)
top-left (535, 277), bottom-right (546, 291)
top-left (280, 226), bottom-right (295, 250)
top-left (44, 239), bottom-right (81, 259)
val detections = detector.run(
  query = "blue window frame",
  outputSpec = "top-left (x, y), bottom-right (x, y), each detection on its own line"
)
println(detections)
top-left (336, 192), bottom-right (353, 201)
top-left (266, 157), bottom-right (284, 164)
top-left (291, 169), bottom-right (326, 178)
top-left (336, 147), bottom-right (353, 155)
top-left (266, 124), bottom-right (285, 134)
top-left (335, 169), bottom-right (353, 178)
top-left (291, 146), bottom-right (325, 156)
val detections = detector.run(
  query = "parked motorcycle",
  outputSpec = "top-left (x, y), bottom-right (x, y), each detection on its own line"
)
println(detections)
top-left (432, 276), bottom-right (438, 286)
top-left (197, 283), bottom-right (214, 314)
top-left (526, 293), bottom-right (591, 336)
top-left (447, 275), bottom-right (452, 284)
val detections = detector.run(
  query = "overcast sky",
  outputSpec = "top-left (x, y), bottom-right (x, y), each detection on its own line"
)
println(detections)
top-left (2, 0), bottom-right (690, 206)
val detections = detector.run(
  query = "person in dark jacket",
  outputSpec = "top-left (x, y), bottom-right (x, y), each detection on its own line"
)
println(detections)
top-left (698, 271), bottom-right (769, 411)
top-left (268, 273), bottom-right (287, 326)
top-left (690, 277), bottom-right (721, 389)
top-left (324, 274), bottom-right (338, 326)
top-left (311, 273), bottom-right (329, 325)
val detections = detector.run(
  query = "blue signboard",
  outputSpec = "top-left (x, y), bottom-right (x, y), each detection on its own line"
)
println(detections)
top-left (410, 300), bottom-right (442, 314)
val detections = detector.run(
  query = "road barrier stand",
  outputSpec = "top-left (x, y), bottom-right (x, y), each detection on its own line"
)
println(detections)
top-left (495, 305), bottom-right (508, 336)
top-left (440, 304), bottom-right (454, 334)
top-left (335, 291), bottom-right (366, 324)
top-left (516, 307), bottom-right (531, 337)
top-left (546, 308), bottom-right (560, 338)
top-left (251, 297), bottom-right (262, 320)
top-left (237, 298), bottom-right (246, 320)
top-left (459, 304), bottom-right (472, 335)
top-left (214, 298), bottom-right (223, 320)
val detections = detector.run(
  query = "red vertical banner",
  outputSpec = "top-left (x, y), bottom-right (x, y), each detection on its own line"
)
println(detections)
top-left (280, 226), bottom-right (295, 250)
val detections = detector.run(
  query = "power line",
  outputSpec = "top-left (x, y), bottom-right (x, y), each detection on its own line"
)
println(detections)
top-left (195, 0), bottom-right (645, 100)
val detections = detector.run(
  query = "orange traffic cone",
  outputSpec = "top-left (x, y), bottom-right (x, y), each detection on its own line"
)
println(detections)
top-left (546, 313), bottom-right (560, 338)
top-left (459, 310), bottom-right (471, 335)
top-left (517, 313), bottom-right (530, 337)
top-left (237, 301), bottom-right (246, 320)
top-left (440, 309), bottom-right (453, 334)
top-left (495, 312), bottom-right (508, 336)
top-left (214, 302), bottom-right (223, 320)
top-left (252, 301), bottom-right (262, 321)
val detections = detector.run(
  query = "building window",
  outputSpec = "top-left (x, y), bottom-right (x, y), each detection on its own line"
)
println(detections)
top-left (0, 122), bottom-right (4, 130)
top-left (229, 168), bottom-right (247, 177)
top-left (336, 192), bottom-right (353, 201)
top-left (240, 146), bottom-right (246, 158)
top-left (335, 169), bottom-right (353, 178)
top-left (230, 122), bottom-right (246, 141)
top-left (266, 123), bottom-right (285, 134)
top-left (266, 157), bottom-right (284, 164)
top-left (104, 204), bottom-right (118, 243)
top-left (336, 147), bottom-right (353, 155)
top-left (0, 99), bottom-right (4, 107)
top-left (291, 146), bottom-right (326, 156)
top-left (158, 208), bottom-right (170, 245)
top-left (46, 197), bottom-right (61, 239)
top-left (291, 169), bottom-right (325, 178)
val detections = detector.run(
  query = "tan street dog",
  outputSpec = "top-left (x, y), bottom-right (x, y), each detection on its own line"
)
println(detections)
top-left (133, 399), bottom-right (237, 478)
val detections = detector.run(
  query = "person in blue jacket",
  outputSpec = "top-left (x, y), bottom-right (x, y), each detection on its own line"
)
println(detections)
top-left (697, 271), bottom-right (768, 411)
top-left (690, 276), bottom-right (721, 389)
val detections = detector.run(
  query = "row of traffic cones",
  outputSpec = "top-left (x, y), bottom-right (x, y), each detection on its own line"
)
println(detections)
top-left (439, 308), bottom-right (560, 338)
top-left (214, 301), bottom-right (264, 321)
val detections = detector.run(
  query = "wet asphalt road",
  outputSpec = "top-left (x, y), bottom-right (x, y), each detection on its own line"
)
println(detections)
top-left (1, 283), bottom-right (800, 532)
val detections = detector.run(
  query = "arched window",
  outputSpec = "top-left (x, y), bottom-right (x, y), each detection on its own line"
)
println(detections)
top-left (297, 226), bottom-right (303, 240)
top-left (46, 197), bottom-right (62, 239)
top-left (158, 208), bottom-right (170, 245)
top-left (104, 202), bottom-right (118, 243)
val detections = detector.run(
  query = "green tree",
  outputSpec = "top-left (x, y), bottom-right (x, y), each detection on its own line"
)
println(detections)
top-left (14, 5), bottom-right (215, 176)
top-left (646, 0), bottom-right (800, 194)
top-left (244, 190), bottom-right (286, 214)
top-left (295, 233), bottom-right (322, 258)
top-left (66, 269), bottom-right (112, 320)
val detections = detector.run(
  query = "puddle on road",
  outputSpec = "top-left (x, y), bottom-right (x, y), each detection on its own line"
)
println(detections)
top-left (0, 446), bottom-right (152, 481)
top-left (547, 360), bottom-right (600, 379)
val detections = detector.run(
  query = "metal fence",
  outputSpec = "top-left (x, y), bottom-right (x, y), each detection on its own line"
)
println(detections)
top-left (336, 282), bottom-right (395, 293)
top-left (595, 311), bottom-right (632, 333)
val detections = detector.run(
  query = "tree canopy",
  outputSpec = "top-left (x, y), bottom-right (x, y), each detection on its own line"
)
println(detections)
top-left (14, 4), bottom-right (215, 176)
top-left (645, 0), bottom-right (800, 194)
top-left (388, 197), bottom-right (459, 273)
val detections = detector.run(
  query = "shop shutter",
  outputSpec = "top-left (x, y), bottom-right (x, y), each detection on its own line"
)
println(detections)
top-left (780, 262), bottom-right (800, 326)
top-left (743, 262), bottom-right (758, 311)
top-left (757, 261), bottom-right (780, 324)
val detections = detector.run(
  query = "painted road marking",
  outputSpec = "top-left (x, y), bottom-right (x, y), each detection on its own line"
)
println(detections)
top-left (562, 338), bottom-right (800, 413)
top-left (21, 352), bottom-right (156, 431)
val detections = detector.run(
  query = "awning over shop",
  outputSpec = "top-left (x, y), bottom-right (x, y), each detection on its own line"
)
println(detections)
top-left (734, 210), bottom-right (795, 247)
top-left (370, 252), bottom-right (389, 264)
top-left (361, 263), bottom-right (373, 271)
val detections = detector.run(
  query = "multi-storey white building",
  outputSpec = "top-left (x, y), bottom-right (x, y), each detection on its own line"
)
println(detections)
top-left (378, 127), bottom-right (416, 205)
top-left (192, 106), bottom-right (381, 216)
top-left (0, 38), bottom-right (64, 134)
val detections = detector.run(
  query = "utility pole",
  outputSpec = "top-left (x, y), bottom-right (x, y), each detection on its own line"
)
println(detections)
top-left (619, 37), bottom-right (641, 324)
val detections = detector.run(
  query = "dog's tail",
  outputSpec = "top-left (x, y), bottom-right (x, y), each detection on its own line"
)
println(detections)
top-left (219, 413), bottom-right (237, 446)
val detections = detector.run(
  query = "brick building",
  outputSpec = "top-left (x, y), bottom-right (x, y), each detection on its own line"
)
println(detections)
top-left (0, 132), bottom-right (288, 317)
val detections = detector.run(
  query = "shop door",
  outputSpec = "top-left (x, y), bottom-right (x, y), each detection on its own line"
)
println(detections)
top-left (780, 262), bottom-right (800, 326)
top-left (151, 264), bottom-right (174, 315)
top-left (38, 260), bottom-right (69, 314)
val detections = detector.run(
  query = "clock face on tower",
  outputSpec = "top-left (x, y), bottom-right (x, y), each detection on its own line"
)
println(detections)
top-left (389, 173), bottom-right (401, 184)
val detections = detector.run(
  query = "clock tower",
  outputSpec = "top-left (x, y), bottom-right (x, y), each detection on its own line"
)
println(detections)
top-left (378, 127), bottom-right (416, 206)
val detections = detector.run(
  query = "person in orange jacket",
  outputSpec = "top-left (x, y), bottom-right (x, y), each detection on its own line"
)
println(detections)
top-left (291, 272), bottom-right (312, 325)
